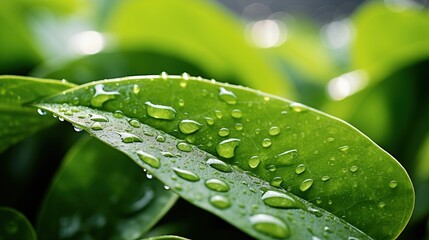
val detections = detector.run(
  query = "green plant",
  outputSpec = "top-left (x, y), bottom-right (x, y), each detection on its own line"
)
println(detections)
top-left (0, 74), bottom-right (414, 239)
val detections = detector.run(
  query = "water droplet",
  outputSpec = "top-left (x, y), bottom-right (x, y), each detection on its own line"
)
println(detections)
top-left (231, 109), bottom-right (242, 118)
top-left (270, 177), bottom-right (283, 187)
top-left (349, 165), bottom-right (358, 173)
top-left (145, 101), bottom-right (176, 120)
top-left (37, 108), bottom-right (47, 116)
top-left (146, 173), bottom-right (153, 179)
top-left (113, 110), bottom-right (124, 118)
top-left (266, 165), bottom-right (277, 172)
top-left (209, 195), bottom-right (231, 209)
top-left (216, 138), bottom-right (241, 158)
top-left (206, 158), bottom-right (232, 172)
top-left (182, 72), bottom-right (190, 80)
top-left (215, 110), bottom-right (223, 119)
top-left (177, 142), bottom-right (192, 152)
top-left (161, 71), bottom-right (168, 79)
top-left (117, 132), bottom-right (142, 143)
top-left (275, 149), bottom-right (298, 166)
top-left (264, 96), bottom-right (270, 101)
top-left (218, 128), bottom-right (230, 137)
top-left (249, 214), bottom-right (289, 238)
top-left (137, 150), bottom-right (160, 168)
top-left (156, 135), bottom-right (166, 142)
top-left (205, 117), bottom-right (214, 125)
top-left (389, 180), bottom-right (398, 189)
top-left (179, 120), bottom-right (202, 134)
top-left (321, 176), bottom-right (331, 182)
top-left (269, 126), bottom-right (280, 136)
top-left (255, 128), bottom-right (261, 134)
top-left (248, 156), bottom-right (261, 168)
top-left (128, 119), bottom-right (141, 128)
top-left (90, 114), bottom-right (109, 122)
top-left (205, 179), bottom-right (230, 192)
top-left (164, 185), bottom-right (170, 190)
top-left (295, 164), bottom-right (306, 175)
top-left (262, 190), bottom-right (302, 209)
top-left (290, 102), bottom-right (308, 112)
top-left (339, 145), bottom-right (349, 152)
top-left (72, 97), bottom-right (80, 105)
top-left (309, 207), bottom-right (322, 217)
top-left (378, 202), bottom-right (386, 208)
top-left (300, 179), bottom-right (314, 192)
top-left (219, 87), bottom-right (237, 105)
top-left (90, 122), bottom-right (103, 130)
top-left (178, 99), bottom-right (185, 107)
top-left (262, 138), bottom-right (272, 148)
top-left (132, 84), bottom-right (140, 94)
top-left (235, 123), bottom-right (243, 130)
top-left (327, 137), bottom-right (335, 142)
top-left (91, 84), bottom-right (119, 107)
top-left (73, 125), bottom-right (83, 132)
top-left (58, 117), bottom-right (64, 122)
top-left (173, 168), bottom-right (200, 182)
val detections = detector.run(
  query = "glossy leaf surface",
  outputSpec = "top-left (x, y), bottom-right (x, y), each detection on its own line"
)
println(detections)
top-left (34, 75), bottom-right (414, 239)
top-left (0, 207), bottom-right (36, 240)
top-left (37, 136), bottom-right (178, 239)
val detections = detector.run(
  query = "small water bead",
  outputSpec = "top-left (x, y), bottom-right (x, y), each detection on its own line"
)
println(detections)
top-left (321, 176), bottom-right (331, 182)
top-left (248, 156), bottom-right (261, 168)
top-left (161, 151), bottom-right (174, 157)
top-left (58, 117), bottom-right (64, 122)
top-left (204, 117), bottom-right (214, 125)
top-left (145, 101), bottom-right (176, 120)
top-left (275, 149), bottom-right (298, 166)
top-left (218, 128), bottom-right (230, 137)
top-left (90, 122), bottom-right (103, 130)
top-left (132, 84), bottom-right (141, 94)
top-left (389, 180), bottom-right (398, 189)
top-left (290, 102), bottom-right (308, 113)
top-left (117, 132), bottom-right (142, 143)
top-left (206, 158), bottom-right (232, 173)
top-left (90, 114), bottom-right (109, 122)
top-left (173, 168), bottom-right (200, 182)
top-left (161, 71), bottom-right (168, 79)
top-left (300, 179), bottom-right (314, 192)
top-left (182, 72), bottom-right (190, 80)
top-left (178, 99), bottom-right (185, 107)
top-left (71, 97), bottom-right (80, 105)
top-left (176, 142), bottom-right (192, 152)
top-left (255, 128), bottom-right (261, 134)
top-left (209, 195), bottom-right (231, 209)
top-left (235, 123), bottom-right (243, 131)
top-left (249, 214), bottom-right (289, 239)
top-left (156, 135), bottom-right (166, 142)
top-left (231, 109), bottom-right (242, 118)
top-left (349, 165), bottom-right (359, 173)
top-left (73, 125), bottom-right (83, 132)
top-left (266, 165), bottom-right (277, 172)
top-left (268, 126), bottom-right (280, 136)
top-left (327, 137), bottom-right (335, 143)
top-left (216, 138), bottom-right (241, 159)
top-left (378, 202), bottom-right (386, 208)
top-left (137, 150), bottom-right (160, 168)
top-left (113, 110), bottom-right (124, 118)
top-left (179, 120), bottom-right (202, 134)
top-left (219, 87), bottom-right (237, 105)
top-left (214, 110), bottom-right (223, 119)
top-left (146, 173), bottom-right (153, 179)
top-left (91, 84), bottom-right (120, 107)
top-left (37, 108), bottom-right (47, 116)
top-left (164, 185), bottom-right (170, 190)
top-left (270, 177), bottom-right (283, 187)
top-left (205, 179), bottom-right (230, 192)
top-left (128, 119), bottom-right (141, 128)
top-left (262, 138), bottom-right (272, 148)
top-left (338, 145), bottom-right (349, 152)
top-left (262, 190), bottom-right (302, 209)
top-left (295, 164), bottom-right (306, 175)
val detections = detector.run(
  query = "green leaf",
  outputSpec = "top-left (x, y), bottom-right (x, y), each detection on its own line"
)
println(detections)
top-left (37, 136), bottom-right (178, 239)
top-left (140, 236), bottom-right (189, 240)
top-left (0, 207), bottom-right (36, 240)
top-left (0, 75), bottom-right (75, 152)
top-left (34, 75), bottom-right (414, 239)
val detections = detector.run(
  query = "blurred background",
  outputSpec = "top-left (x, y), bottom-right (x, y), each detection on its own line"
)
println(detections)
top-left (1, 0), bottom-right (428, 239)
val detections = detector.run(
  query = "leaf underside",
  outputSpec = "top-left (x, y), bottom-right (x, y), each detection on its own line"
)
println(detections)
top-left (34, 75), bottom-right (414, 239)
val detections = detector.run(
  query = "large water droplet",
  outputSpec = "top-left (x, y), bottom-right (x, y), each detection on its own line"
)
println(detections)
top-left (300, 179), bottom-right (314, 192)
top-left (177, 142), bottom-right (192, 152)
top-left (117, 132), bottom-right (142, 143)
top-left (90, 114), bottom-right (108, 122)
top-left (249, 214), bottom-right (289, 238)
top-left (205, 179), bottom-right (230, 192)
top-left (173, 168), bottom-right (200, 182)
top-left (248, 156), bottom-right (261, 168)
top-left (137, 150), bottom-right (160, 168)
top-left (145, 101), bottom-right (176, 120)
top-left (216, 138), bottom-right (241, 159)
top-left (295, 164), bottom-right (306, 175)
top-left (262, 138), bottom-right (272, 148)
top-left (209, 195), bottom-right (231, 209)
top-left (206, 158), bottom-right (232, 172)
top-left (91, 84), bottom-right (120, 107)
top-left (275, 149), bottom-right (298, 166)
top-left (218, 128), bottom-right (230, 137)
top-left (261, 190), bottom-right (303, 209)
top-left (389, 180), bottom-right (398, 189)
top-left (128, 119), bottom-right (141, 128)
top-left (231, 109), bottom-right (242, 118)
top-left (179, 120), bottom-right (202, 134)
top-left (290, 102), bottom-right (308, 113)
top-left (269, 126), bottom-right (280, 136)
top-left (219, 87), bottom-right (237, 105)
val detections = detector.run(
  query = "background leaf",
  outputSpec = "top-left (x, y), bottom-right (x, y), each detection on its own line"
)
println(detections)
top-left (0, 207), bottom-right (36, 240)
top-left (37, 136), bottom-right (178, 240)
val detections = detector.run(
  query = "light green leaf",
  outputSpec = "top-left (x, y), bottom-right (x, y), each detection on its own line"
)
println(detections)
top-left (0, 75), bottom-right (75, 152)
top-left (37, 136), bottom-right (178, 239)
top-left (140, 236), bottom-right (189, 240)
top-left (0, 207), bottom-right (36, 240)
top-left (34, 75), bottom-right (414, 239)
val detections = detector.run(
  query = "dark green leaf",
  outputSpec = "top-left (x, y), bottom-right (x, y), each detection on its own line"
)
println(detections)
top-left (37, 136), bottom-right (178, 239)
top-left (140, 236), bottom-right (189, 240)
top-left (0, 75), bottom-right (75, 152)
top-left (0, 207), bottom-right (36, 240)
top-left (34, 75), bottom-right (414, 239)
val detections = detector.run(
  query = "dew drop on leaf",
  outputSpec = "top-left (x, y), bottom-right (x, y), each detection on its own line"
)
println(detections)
top-left (132, 84), bottom-right (140, 94)
top-left (182, 72), bottom-right (190, 80)
top-left (90, 122), bottom-right (103, 130)
top-left (173, 167), bottom-right (200, 182)
top-left (205, 179), bottom-right (230, 192)
top-left (389, 180), bottom-right (398, 189)
top-left (146, 173), bottom-right (153, 179)
top-left (136, 150), bottom-right (160, 168)
top-left (216, 138), bottom-right (241, 159)
top-left (37, 108), bottom-right (47, 116)
top-left (339, 145), bottom-right (349, 152)
top-left (128, 119), bottom-right (141, 128)
top-left (321, 176), bottom-right (331, 182)
top-left (90, 84), bottom-right (120, 107)
top-left (300, 179), bottom-right (314, 192)
top-left (262, 138), bottom-right (272, 148)
top-left (349, 165), bottom-right (359, 173)
top-left (209, 195), bottom-right (231, 209)
top-left (266, 165), bottom-right (277, 172)
top-left (261, 190), bottom-right (302, 209)
top-left (90, 114), bottom-right (109, 122)
top-left (290, 102), bottom-right (308, 113)
top-left (275, 149), bottom-right (298, 166)
top-left (117, 132), bottom-right (142, 143)
top-left (249, 214), bottom-right (289, 238)
top-left (113, 110), bottom-right (124, 118)
top-left (145, 101), bottom-right (176, 120)
top-left (295, 164), bottom-right (306, 175)
top-left (270, 177), bottom-right (283, 187)
top-left (235, 123), bottom-right (243, 131)
top-left (156, 135), bottom-right (166, 142)
top-left (218, 128), bottom-right (230, 137)
top-left (178, 99), bottom-right (185, 107)
top-left (219, 87), bottom-right (237, 105)
top-left (179, 119), bottom-right (202, 134)
top-left (231, 109), bottom-right (242, 118)
top-left (204, 117), bottom-right (215, 125)
top-left (248, 156), bottom-right (261, 168)
top-left (161, 71), bottom-right (168, 79)
top-left (268, 126), bottom-right (280, 136)
top-left (73, 125), bottom-right (83, 132)
top-left (176, 142), bottom-right (192, 152)
top-left (206, 158), bottom-right (232, 173)
top-left (215, 110), bottom-right (223, 119)
top-left (378, 202), bottom-right (386, 208)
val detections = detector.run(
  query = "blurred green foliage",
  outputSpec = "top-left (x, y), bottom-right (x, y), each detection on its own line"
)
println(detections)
top-left (0, 0), bottom-right (428, 239)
